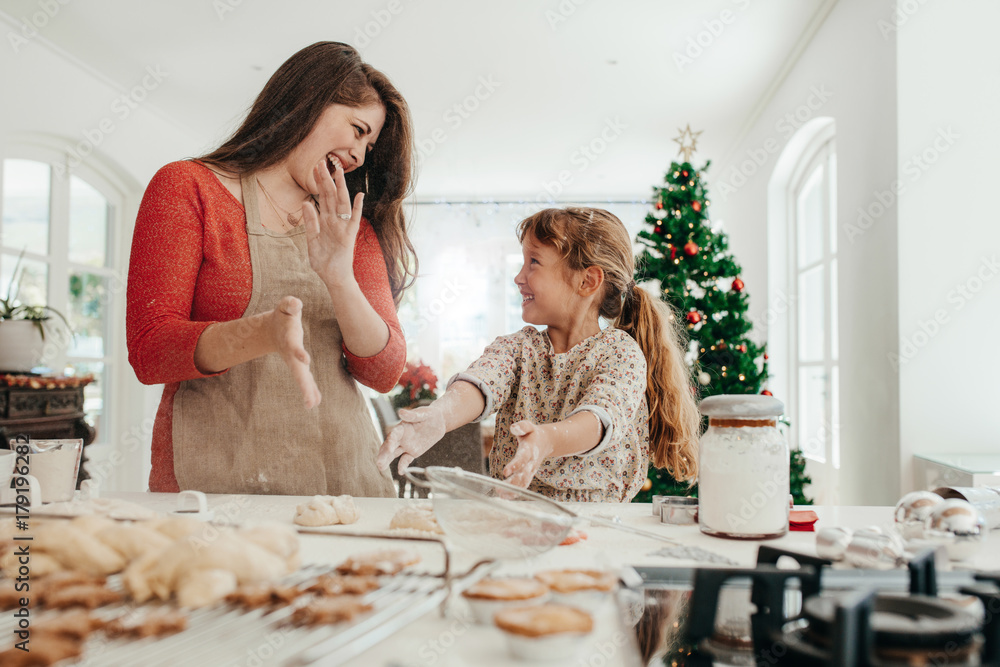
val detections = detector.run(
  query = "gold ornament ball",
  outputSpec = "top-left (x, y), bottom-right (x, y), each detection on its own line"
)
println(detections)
top-left (641, 477), bottom-right (653, 492)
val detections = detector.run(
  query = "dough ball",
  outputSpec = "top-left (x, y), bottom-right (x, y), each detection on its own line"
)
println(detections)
top-left (293, 495), bottom-right (359, 527)
top-left (390, 505), bottom-right (444, 534)
top-left (176, 568), bottom-right (238, 608)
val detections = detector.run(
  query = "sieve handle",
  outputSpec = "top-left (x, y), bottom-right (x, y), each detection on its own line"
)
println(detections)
top-left (402, 466), bottom-right (433, 489)
top-left (582, 515), bottom-right (680, 546)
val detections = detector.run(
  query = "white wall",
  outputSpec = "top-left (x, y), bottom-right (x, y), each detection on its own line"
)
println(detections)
top-left (710, 0), bottom-right (899, 505)
top-left (0, 28), bottom-right (205, 491)
top-left (897, 2), bottom-right (1000, 489)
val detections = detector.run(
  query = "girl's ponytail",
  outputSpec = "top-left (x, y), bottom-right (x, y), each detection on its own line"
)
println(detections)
top-left (616, 285), bottom-right (700, 482)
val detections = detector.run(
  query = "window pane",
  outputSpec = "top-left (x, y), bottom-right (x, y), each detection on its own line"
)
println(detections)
top-left (828, 152), bottom-right (838, 255)
top-left (2, 159), bottom-right (50, 256)
top-left (65, 361), bottom-right (104, 436)
top-left (830, 259), bottom-right (838, 361)
top-left (798, 265), bottom-right (824, 362)
top-left (796, 165), bottom-right (824, 268)
top-left (68, 272), bottom-right (108, 358)
top-left (831, 366), bottom-right (840, 469)
top-left (69, 177), bottom-right (109, 267)
top-left (799, 367), bottom-right (827, 462)
top-left (0, 254), bottom-right (48, 307)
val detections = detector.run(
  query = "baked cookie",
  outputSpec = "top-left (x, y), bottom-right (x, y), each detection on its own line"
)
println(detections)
top-left (494, 604), bottom-right (593, 637)
top-left (306, 574), bottom-right (380, 597)
top-left (104, 610), bottom-right (188, 639)
top-left (289, 595), bottom-right (373, 626)
top-left (225, 583), bottom-right (304, 609)
top-left (335, 549), bottom-right (420, 576)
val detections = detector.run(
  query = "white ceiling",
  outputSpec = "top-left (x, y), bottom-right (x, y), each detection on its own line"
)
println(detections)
top-left (2, 0), bottom-right (832, 199)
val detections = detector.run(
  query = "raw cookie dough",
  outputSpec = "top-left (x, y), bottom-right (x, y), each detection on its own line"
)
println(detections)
top-left (293, 495), bottom-right (359, 527)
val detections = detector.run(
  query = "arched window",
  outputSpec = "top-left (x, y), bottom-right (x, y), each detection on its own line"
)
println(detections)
top-left (768, 118), bottom-right (839, 504)
top-left (0, 147), bottom-right (123, 445)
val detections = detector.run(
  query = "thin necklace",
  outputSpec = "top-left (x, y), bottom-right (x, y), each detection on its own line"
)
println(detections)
top-left (256, 177), bottom-right (305, 230)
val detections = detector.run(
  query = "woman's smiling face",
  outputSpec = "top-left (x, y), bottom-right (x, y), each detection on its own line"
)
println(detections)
top-left (286, 102), bottom-right (385, 194)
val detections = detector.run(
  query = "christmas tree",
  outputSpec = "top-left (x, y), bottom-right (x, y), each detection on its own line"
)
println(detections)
top-left (632, 126), bottom-right (812, 504)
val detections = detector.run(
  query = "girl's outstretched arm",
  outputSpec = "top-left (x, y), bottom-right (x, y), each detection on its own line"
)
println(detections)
top-left (503, 413), bottom-right (603, 489)
top-left (375, 380), bottom-right (486, 474)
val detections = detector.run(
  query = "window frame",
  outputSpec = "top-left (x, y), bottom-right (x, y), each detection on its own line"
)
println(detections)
top-left (0, 143), bottom-right (125, 448)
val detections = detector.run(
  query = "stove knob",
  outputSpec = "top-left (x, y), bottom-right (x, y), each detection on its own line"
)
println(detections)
top-left (924, 498), bottom-right (989, 562)
top-left (894, 490), bottom-right (944, 539)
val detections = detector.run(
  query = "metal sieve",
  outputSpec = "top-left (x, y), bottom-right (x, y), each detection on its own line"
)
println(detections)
top-left (405, 466), bottom-right (682, 561)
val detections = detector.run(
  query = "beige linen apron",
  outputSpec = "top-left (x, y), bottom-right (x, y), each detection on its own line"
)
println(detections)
top-left (171, 174), bottom-right (395, 497)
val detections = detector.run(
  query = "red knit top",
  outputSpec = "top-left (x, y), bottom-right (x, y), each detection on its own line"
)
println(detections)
top-left (126, 160), bottom-right (406, 492)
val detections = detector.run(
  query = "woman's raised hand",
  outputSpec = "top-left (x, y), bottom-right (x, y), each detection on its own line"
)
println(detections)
top-left (503, 420), bottom-right (554, 489)
top-left (376, 406), bottom-right (447, 475)
top-left (268, 296), bottom-right (321, 409)
top-left (302, 157), bottom-right (363, 288)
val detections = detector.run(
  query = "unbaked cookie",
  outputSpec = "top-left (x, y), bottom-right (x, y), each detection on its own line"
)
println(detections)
top-left (293, 495), bottom-right (359, 527)
top-left (389, 505), bottom-right (444, 534)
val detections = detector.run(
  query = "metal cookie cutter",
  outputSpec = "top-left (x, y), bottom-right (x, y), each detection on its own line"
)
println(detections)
top-left (173, 489), bottom-right (215, 521)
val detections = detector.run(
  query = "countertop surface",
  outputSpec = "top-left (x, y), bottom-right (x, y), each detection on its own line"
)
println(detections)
top-left (14, 492), bottom-right (1000, 666)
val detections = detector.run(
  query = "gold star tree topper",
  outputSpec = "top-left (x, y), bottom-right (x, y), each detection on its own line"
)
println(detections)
top-left (673, 124), bottom-right (703, 163)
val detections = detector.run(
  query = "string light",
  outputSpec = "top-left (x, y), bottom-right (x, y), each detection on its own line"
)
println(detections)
top-left (739, 374), bottom-right (746, 381)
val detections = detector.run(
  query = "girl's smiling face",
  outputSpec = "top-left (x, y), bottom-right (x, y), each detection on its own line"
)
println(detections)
top-left (286, 102), bottom-right (385, 194)
top-left (514, 232), bottom-right (582, 326)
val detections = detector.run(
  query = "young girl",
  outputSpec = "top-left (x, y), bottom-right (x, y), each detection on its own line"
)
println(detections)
top-left (376, 207), bottom-right (700, 502)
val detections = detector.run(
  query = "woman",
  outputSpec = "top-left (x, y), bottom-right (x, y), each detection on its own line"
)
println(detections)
top-left (127, 42), bottom-right (416, 496)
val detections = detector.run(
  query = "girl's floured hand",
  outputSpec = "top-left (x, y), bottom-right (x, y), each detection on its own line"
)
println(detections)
top-left (503, 420), bottom-right (553, 489)
top-left (376, 405), bottom-right (446, 475)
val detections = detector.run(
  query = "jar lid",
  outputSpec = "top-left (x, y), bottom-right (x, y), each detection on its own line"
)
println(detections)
top-left (699, 394), bottom-right (784, 418)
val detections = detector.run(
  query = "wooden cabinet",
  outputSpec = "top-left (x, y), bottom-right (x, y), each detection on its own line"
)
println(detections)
top-left (0, 375), bottom-right (96, 488)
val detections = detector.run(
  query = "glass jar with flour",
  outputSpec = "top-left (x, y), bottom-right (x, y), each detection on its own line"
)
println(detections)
top-left (698, 395), bottom-right (788, 539)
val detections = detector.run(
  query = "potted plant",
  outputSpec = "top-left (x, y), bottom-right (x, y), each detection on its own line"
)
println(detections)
top-left (391, 359), bottom-right (439, 412)
top-left (0, 252), bottom-right (72, 373)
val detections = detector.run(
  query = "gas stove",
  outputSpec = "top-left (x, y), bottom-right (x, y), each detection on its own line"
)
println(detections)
top-left (630, 546), bottom-right (1000, 666)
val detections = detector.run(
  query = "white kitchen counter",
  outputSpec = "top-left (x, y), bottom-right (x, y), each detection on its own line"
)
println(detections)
top-left (78, 492), bottom-right (997, 667)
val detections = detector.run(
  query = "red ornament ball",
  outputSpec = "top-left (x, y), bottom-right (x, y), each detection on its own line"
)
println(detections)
top-left (686, 311), bottom-right (702, 325)
top-left (655, 202), bottom-right (664, 210)
top-left (764, 353), bottom-right (769, 360)
top-left (682, 170), bottom-right (689, 178)
top-left (732, 277), bottom-right (745, 292)
top-left (692, 200), bottom-right (702, 212)
top-left (761, 390), bottom-right (773, 396)
top-left (738, 344), bottom-right (747, 353)
top-left (654, 226), bottom-right (662, 234)
top-left (683, 241), bottom-right (699, 256)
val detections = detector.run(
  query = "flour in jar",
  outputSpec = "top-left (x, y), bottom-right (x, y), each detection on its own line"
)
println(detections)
top-left (698, 433), bottom-right (789, 537)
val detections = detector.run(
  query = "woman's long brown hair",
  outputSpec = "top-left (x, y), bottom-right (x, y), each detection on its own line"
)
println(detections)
top-left (198, 41), bottom-right (416, 301)
top-left (517, 207), bottom-right (701, 481)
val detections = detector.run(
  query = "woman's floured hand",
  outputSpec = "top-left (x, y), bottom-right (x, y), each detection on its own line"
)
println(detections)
top-left (268, 296), bottom-right (321, 409)
top-left (376, 405), bottom-right (447, 475)
top-left (503, 420), bottom-right (554, 489)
